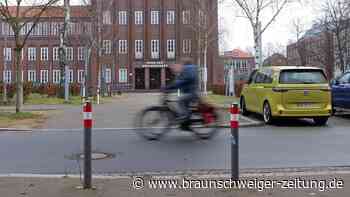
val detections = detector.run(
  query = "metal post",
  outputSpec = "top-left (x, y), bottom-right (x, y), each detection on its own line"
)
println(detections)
top-left (83, 101), bottom-right (92, 189)
top-left (230, 103), bottom-right (239, 180)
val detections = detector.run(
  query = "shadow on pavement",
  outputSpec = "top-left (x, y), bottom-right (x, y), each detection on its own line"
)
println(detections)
top-left (243, 113), bottom-right (327, 127)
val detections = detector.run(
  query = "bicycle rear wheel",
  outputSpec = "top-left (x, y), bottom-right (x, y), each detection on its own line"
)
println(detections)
top-left (191, 110), bottom-right (220, 140)
top-left (135, 106), bottom-right (173, 140)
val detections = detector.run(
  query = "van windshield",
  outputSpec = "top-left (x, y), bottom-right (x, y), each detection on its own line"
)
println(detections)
top-left (279, 69), bottom-right (327, 84)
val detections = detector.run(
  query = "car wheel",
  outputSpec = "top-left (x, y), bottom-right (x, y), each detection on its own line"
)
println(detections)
top-left (313, 117), bottom-right (329, 126)
top-left (263, 102), bottom-right (274, 124)
top-left (240, 97), bottom-right (249, 116)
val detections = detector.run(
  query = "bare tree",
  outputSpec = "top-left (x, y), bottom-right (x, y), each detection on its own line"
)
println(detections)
top-left (291, 18), bottom-right (308, 66)
top-left (0, 0), bottom-right (60, 113)
top-left (322, 0), bottom-right (350, 74)
top-left (232, 0), bottom-right (299, 69)
top-left (187, 0), bottom-right (223, 95)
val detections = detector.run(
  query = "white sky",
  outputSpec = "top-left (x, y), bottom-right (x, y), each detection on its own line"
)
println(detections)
top-left (219, 0), bottom-right (322, 52)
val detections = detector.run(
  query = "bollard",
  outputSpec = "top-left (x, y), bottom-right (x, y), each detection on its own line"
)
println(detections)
top-left (230, 103), bottom-right (239, 180)
top-left (83, 101), bottom-right (92, 189)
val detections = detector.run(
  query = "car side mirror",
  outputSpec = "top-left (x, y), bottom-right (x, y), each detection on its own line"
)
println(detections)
top-left (332, 79), bottom-right (340, 85)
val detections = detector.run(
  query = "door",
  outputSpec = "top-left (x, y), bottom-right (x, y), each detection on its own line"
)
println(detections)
top-left (244, 70), bottom-right (258, 112)
top-left (135, 68), bottom-right (145, 89)
top-left (251, 71), bottom-right (266, 112)
top-left (149, 68), bottom-right (161, 89)
top-left (332, 73), bottom-right (350, 108)
top-left (166, 68), bottom-right (175, 86)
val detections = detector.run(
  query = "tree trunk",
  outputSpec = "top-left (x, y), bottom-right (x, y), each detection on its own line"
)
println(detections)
top-left (15, 47), bottom-right (23, 113)
top-left (253, 24), bottom-right (262, 69)
top-left (203, 33), bottom-right (208, 95)
top-left (197, 32), bottom-right (202, 93)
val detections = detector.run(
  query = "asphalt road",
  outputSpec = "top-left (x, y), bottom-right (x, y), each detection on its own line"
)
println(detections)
top-left (0, 116), bottom-right (350, 174)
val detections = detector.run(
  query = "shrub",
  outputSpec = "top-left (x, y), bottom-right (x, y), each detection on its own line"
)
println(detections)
top-left (211, 84), bottom-right (225, 95)
top-left (70, 83), bottom-right (81, 96)
top-left (23, 82), bottom-right (34, 100)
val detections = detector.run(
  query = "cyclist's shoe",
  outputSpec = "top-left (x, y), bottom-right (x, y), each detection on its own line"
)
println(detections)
top-left (180, 121), bottom-right (193, 132)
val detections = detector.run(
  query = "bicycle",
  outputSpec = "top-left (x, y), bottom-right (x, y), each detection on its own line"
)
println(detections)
top-left (135, 93), bottom-right (220, 140)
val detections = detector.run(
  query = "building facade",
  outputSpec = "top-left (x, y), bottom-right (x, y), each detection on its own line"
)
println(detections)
top-left (0, 0), bottom-right (219, 92)
top-left (263, 53), bottom-right (287, 67)
top-left (223, 49), bottom-right (255, 81)
top-left (287, 24), bottom-right (334, 78)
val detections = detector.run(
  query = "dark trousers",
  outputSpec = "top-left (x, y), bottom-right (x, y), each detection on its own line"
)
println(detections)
top-left (178, 93), bottom-right (198, 120)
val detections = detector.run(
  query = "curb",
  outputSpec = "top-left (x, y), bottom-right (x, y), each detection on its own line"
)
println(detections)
top-left (1, 166), bottom-right (350, 179)
top-left (0, 122), bottom-right (264, 133)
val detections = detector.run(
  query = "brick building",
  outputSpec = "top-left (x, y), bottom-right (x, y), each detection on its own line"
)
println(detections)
top-left (263, 53), bottom-right (287, 67)
top-left (223, 49), bottom-right (255, 80)
top-left (287, 24), bottom-right (334, 78)
top-left (0, 0), bottom-right (219, 92)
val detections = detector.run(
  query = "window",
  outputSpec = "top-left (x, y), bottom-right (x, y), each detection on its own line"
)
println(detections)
top-left (183, 39), bottom-right (191, 54)
top-left (102, 40), bottom-right (112, 55)
top-left (53, 70), bottom-right (61, 84)
top-left (78, 47), bottom-right (85, 61)
top-left (3, 70), bottom-right (11, 83)
top-left (119, 68), bottom-right (128, 83)
top-left (151, 11), bottom-right (159, 25)
top-left (40, 70), bottom-right (49, 83)
top-left (119, 40), bottom-right (128, 54)
top-left (41, 47), bottom-right (49, 61)
top-left (3, 48), bottom-right (11, 61)
top-left (68, 69), bottom-right (74, 83)
top-left (105, 68), bottom-right (112, 83)
top-left (53, 47), bottom-right (59, 61)
top-left (78, 70), bottom-right (85, 83)
top-left (51, 22), bottom-right (60, 36)
top-left (151, 40), bottom-right (160, 59)
top-left (103, 11), bottom-right (112, 24)
top-left (135, 11), bottom-right (143, 25)
top-left (254, 72), bottom-right (265, 83)
top-left (66, 47), bottom-right (73, 61)
top-left (41, 22), bottom-right (50, 36)
top-left (28, 47), bottom-right (36, 61)
top-left (182, 10), bottom-right (191, 24)
top-left (135, 40), bottom-right (143, 59)
top-left (279, 69), bottom-right (327, 84)
top-left (338, 73), bottom-right (350, 84)
top-left (28, 70), bottom-right (36, 82)
top-left (167, 10), bottom-right (175, 24)
top-left (119, 11), bottom-right (128, 25)
top-left (167, 39), bottom-right (175, 59)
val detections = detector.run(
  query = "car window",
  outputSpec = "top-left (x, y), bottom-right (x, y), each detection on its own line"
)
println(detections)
top-left (279, 69), bottom-right (327, 84)
top-left (247, 70), bottom-right (257, 84)
top-left (254, 72), bottom-right (265, 83)
top-left (338, 73), bottom-right (350, 84)
top-left (263, 69), bottom-right (273, 84)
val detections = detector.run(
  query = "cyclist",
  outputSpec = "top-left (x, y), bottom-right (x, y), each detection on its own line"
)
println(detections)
top-left (165, 59), bottom-right (199, 126)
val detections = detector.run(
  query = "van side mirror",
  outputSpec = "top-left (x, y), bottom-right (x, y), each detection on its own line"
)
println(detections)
top-left (332, 79), bottom-right (339, 85)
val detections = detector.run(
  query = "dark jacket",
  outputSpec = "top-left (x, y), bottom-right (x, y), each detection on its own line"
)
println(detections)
top-left (166, 64), bottom-right (198, 94)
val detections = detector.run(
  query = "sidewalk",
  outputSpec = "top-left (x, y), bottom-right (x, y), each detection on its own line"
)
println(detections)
top-left (0, 93), bottom-right (261, 130)
top-left (0, 170), bottom-right (348, 197)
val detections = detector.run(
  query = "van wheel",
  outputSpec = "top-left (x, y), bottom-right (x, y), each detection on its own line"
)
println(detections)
top-left (313, 117), bottom-right (329, 126)
top-left (240, 97), bottom-right (249, 116)
top-left (263, 102), bottom-right (274, 124)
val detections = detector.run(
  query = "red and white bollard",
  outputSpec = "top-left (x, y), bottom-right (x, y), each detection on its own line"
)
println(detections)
top-left (83, 100), bottom-right (92, 188)
top-left (230, 103), bottom-right (239, 180)
top-left (83, 101), bottom-right (93, 129)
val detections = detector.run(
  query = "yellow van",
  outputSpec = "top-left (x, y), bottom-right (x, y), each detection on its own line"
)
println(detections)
top-left (240, 66), bottom-right (332, 125)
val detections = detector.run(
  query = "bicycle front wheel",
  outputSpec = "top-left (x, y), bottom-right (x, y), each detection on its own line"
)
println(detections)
top-left (135, 106), bottom-right (173, 140)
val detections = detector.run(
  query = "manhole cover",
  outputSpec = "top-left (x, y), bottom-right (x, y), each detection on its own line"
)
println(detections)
top-left (66, 152), bottom-right (115, 161)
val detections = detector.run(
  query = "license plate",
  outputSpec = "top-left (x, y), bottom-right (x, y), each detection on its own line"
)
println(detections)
top-left (297, 103), bottom-right (313, 108)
